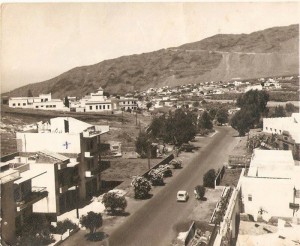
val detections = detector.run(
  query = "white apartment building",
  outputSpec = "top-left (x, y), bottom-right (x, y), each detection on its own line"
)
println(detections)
top-left (16, 117), bottom-right (109, 200)
top-left (241, 149), bottom-right (300, 220)
top-left (9, 93), bottom-right (68, 111)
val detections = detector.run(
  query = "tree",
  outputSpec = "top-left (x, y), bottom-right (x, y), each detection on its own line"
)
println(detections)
top-left (135, 131), bottom-right (151, 158)
top-left (216, 108), bottom-right (229, 125)
top-left (103, 91), bottom-right (110, 97)
top-left (131, 176), bottom-right (151, 199)
top-left (80, 212), bottom-right (103, 234)
top-left (203, 169), bottom-right (216, 188)
top-left (148, 170), bottom-right (164, 186)
top-left (193, 101), bottom-right (200, 107)
top-left (64, 96), bottom-right (70, 108)
top-left (27, 89), bottom-right (33, 97)
top-left (146, 102), bottom-right (153, 111)
top-left (285, 103), bottom-right (296, 113)
top-left (199, 111), bottom-right (213, 130)
top-left (231, 90), bottom-right (269, 136)
top-left (230, 109), bottom-right (255, 136)
top-left (271, 106), bottom-right (286, 117)
top-left (149, 116), bottom-right (166, 138)
top-left (195, 185), bottom-right (206, 200)
top-left (16, 214), bottom-right (54, 246)
top-left (209, 108), bottom-right (217, 120)
top-left (102, 192), bottom-right (127, 214)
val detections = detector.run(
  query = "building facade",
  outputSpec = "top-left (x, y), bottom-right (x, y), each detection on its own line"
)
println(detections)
top-left (16, 117), bottom-right (109, 201)
top-left (9, 93), bottom-right (68, 111)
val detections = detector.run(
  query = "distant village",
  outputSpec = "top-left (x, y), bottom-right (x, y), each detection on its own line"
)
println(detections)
top-left (7, 75), bottom-right (296, 113)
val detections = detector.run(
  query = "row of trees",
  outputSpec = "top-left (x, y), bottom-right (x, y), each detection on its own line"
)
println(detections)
top-left (136, 108), bottom-right (215, 156)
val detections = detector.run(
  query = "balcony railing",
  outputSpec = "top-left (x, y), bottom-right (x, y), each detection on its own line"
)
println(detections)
top-left (16, 186), bottom-right (48, 212)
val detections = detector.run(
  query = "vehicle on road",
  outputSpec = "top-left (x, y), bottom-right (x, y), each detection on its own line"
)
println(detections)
top-left (177, 190), bottom-right (189, 202)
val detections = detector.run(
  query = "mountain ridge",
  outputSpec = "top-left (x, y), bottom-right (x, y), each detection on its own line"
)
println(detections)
top-left (5, 24), bottom-right (299, 98)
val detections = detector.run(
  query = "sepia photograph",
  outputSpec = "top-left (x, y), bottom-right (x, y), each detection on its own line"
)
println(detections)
top-left (0, 2), bottom-right (299, 246)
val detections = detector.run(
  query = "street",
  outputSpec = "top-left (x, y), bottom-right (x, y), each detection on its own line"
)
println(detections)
top-left (108, 126), bottom-right (239, 246)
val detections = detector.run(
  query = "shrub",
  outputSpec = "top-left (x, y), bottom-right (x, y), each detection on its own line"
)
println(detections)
top-left (203, 169), bottom-right (216, 188)
top-left (195, 185), bottom-right (206, 200)
top-left (148, 170), bottom-right (164, 186)
top-left (52, 219), bottom-right (78, 234)
top-left (102, 192), bottom-right (127, 214)
top-left (80, 212), bottom-right (102, 234)
top-left (131, 176), bottom-right (152, 199)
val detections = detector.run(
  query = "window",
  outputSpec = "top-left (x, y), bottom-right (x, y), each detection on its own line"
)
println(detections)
top-left (13, 103), bottom-right (16, 106)
top-left (36, 106), bottom-right (39, 108)
top-left (90, 106), bottom-right (92, 110)
top-left (41, 99), bottom-right (44, 102)
top-left (96, 105), bottom-right (98, 110)
top-left (46, 105), bottom-right (49, 108)
top-left (18, 103), bottom-right (20, 106)
top-left (53, 105), bottom-right (56, 108)
top-left (107, 105), bottom-right (110, 109)
top-left (23, 103), bottom-right (26, 106)
top-left (99, 105), bottom-right (102, 110)
top-left (103, 105), bottom-right (105, 109)
top-left (248, 194), bottom-right (252, 201)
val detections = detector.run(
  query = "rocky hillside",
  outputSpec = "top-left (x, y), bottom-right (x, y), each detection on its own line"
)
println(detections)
top-left (6, 24), bottom-right (299, 98)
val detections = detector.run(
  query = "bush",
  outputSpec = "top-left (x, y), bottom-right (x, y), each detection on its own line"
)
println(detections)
top-left (16, 214), bottom-right (54, 246)
top-left (203, 169), bottom-right (216, 188)
top-left (148, 171), bottom-right (164, 186)
top-left (102, 192), bottom-right (127, 214)
top-left (195, 185), bottom-right (206, 200)
top-left (80, 212), bottom-right (102, 234)
top-left (51, 219), bottom-right (78, 234)
top-left (131, 176), bottom-right (152, 199)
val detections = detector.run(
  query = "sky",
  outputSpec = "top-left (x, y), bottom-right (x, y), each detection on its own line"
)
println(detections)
top-left (1, 2), bottom-right (300, 93)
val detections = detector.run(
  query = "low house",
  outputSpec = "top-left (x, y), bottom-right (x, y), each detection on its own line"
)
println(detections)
top-left (241, 149), bottom-right (300, 220)
top-left (9, 93), bottom-right (68, 111)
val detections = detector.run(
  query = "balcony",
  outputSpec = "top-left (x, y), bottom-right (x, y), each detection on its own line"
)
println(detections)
top-left (84, 152), bottom-right (94, 158)
top-left (83, 130), bottom-right (101, 138)
top-left (85, 171), bottom-right (93, 178)
top-left (59, 184), bottom-right (69, 194)
top-left (16, 186), bottom-right (48, 212)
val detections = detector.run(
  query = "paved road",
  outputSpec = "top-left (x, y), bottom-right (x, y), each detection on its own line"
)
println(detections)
top-left (108, 126), bottom-right (239, 246)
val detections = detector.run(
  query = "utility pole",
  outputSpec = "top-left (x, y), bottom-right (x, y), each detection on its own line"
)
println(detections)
top-left (148, 144), bottom-right (151, 170)
top-left (136, 111), bottom-right (138, 126)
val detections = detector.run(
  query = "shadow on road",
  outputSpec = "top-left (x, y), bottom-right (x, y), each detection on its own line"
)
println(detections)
top-left (85, 231), bottom-right (109, 241)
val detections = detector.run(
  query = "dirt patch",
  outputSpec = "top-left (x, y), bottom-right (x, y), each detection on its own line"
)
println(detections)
top-left (219, 168), bottom-right (243, 187)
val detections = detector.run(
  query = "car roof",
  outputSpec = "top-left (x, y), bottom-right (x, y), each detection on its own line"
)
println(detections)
top-left (177, 190), bottom-right (187, 194)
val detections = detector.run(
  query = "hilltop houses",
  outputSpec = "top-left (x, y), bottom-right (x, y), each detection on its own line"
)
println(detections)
top-left (9, 93), bottom-right (68, 111)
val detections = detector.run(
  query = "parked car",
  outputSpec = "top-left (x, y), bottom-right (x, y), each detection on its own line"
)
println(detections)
top-left (177, 190), bottom-right (189, 202)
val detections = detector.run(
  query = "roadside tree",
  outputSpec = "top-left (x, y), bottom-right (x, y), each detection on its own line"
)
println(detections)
top-left (195, 185), bottom-right (206, 200)
top-left (216, 108), bottom-right (229, 125)
top-left (203, 169), bottom-right (216, 188)
top-left (80, 212), bottom-right (103, 235)
top-left (131, 176), bottom-right (152, 199)
top-left (102, 192), bottom-right (127, 214)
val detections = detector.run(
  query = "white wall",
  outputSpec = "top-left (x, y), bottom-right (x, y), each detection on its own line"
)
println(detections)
top-left (50, 117), bottom-right (91, 133)
top-left (31, 163), bottom-right (57, 213)
top-left (16, 133), bottom-right (81, 153)
top-left (241, 176), bottom-right (299, 218)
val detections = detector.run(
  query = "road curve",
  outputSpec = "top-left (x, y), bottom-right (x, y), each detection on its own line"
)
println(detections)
top-left (108, 126), bottom-right (239, 246)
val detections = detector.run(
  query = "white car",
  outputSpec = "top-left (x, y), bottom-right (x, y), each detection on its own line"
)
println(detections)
top-left (177, 190), bottom-right (189, 202)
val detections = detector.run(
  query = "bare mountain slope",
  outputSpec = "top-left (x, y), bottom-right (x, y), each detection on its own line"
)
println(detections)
top-left (6, 24), bottom-right (299, 98)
